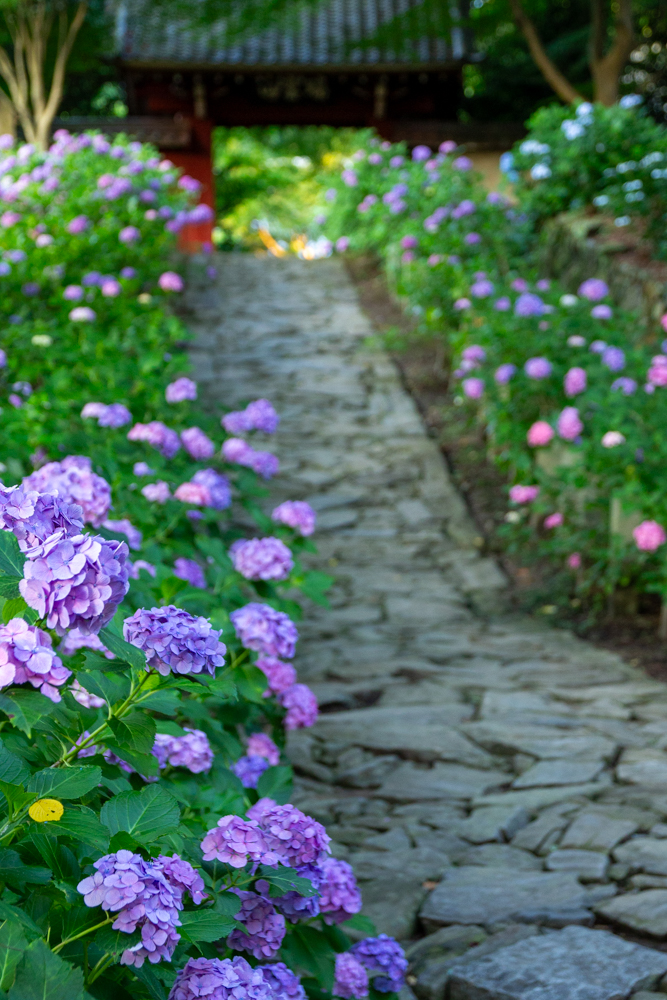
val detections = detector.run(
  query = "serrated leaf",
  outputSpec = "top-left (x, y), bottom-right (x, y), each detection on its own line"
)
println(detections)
top-left (214, 892), bottom-right (244, 917)
top-left (178, 909), bottom-right (235, 943)
top-left (0, 741), bottom-right (29, 787)
top-left (0, 905), bottom-right (40, 941)
top-left (0, 534), bottom-right (24, 579)
top-left (28, 766), bottom-right (101, 801)
top-left (8, 938), bottom-right (83, 1000)
top-left (132, 964), bottom-right (167, 1000)
top-left (108, 713), bottom-right (155, 755)
top-left (93, 925), bottom-right (140, 960)
top-left (0, 919), bottom-right (27, 991)
top-left (100, 784), bottom-right (179, 845)
top-left (256, 765), bottom-right (292, 804)
top-left (103, 744), bottom-right (159, 778)
top-left (0, 850), bottom-right (51, 891)
top-left (81, 650), bottom-right (125, 673)
top-left (74, 670), bottom-right (129, 706)
top-left (257, 865), bottom-right (318, 898)
top-left (98, 626), bottom-right (146, 671)
top-left (0, 580), bottom-right (20, 600)
top-left (51, 807), bottom-right (110, 854)
top-left (0, 692), bottom-right (56, 737)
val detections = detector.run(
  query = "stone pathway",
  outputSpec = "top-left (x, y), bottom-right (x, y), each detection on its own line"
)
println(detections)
top-left (188, 254), bottom-right (667, 1000)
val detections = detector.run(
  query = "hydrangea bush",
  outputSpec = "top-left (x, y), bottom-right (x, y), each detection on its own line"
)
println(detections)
top-left (319, 131), bottom-right (667, 618)
top-left (0, 131), bottom-right (406, 1000)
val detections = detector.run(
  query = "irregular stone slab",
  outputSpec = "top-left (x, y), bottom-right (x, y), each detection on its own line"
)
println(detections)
top-left (616, 748), bottom-right (667, 785)
top-left (414, 926), bottom-right (537, 1000)
top-left (455, 805), bottom-right (529, 844)
top-left (595, 889), bottom-right (667, 936)
top-left (512, 805), bottom-right (577, 853)
top-left (512, 759), bottom-right (604, 788)
top-left (406, 924), bottom-right (487, 964)
top-left (314, 706), bottom-right (493, 765)
top-left (545, 849), bottom-right (608, 881)
top-left (461, 721), bottom-right (616, 761)
top-left (447, 925), bottom-right (667, 1000)
top-left (559, 810), bottom-right (638, 851)
top-left (614, 836), bottom-right (667, 874)
top-left (351, 846), bottom-right (451, 883)
top-left (456, 844), bottom-right (543, 871)
top-left (473, 780), bottom-right (611, 812)
top-left (360, 872), bottom-right (427, 940)
top-left (379, 762), bottom-right (508, 801)
top-left (420, 867), bottom-right (587, 929)
top-left (362, 827), bottom-right (412, 852)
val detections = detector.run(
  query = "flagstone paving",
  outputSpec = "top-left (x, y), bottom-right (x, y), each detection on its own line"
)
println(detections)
top-left (188, 254), bottom-right (667, 999)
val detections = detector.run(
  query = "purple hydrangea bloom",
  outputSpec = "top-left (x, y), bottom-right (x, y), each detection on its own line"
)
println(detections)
top-left (127, 421), bottom-right (181, 458)
top-left (0, 618), bottom-right (71, 700)
top-left (23, 456), bottom-right (111, 526)
top-left (228, 891), bottom-right (286, 959)
top-left (192, 469), bottom-right (231, 510)
top-left (158, 271), bottom-right (183, 292)
top-left (222, 412), bottom-right (253, 435)
top-left (200, 815), bottom-right (278, 868)
top-left (77, 850), bottom-right (203, 968)
top-left (123, 606), bottom-right (226, 677)
top-left (129, 560), bottom-right (156, 580)
top-left (142, 481), bottom-right (171, 503)
top-left (103, 518), bottom-right (142, 550)
top-left (515, 293), bottom-right (546, 317)
top-left (247, 732), bottom-right (280, 765)
top-left (153, 728), bottom-right (213, 774)
top-left (259, 963), bottom-right (306, 1000)
top-left (564, 367), bottom-right (587, 397)
top-left (223, 400), bottom-right (279, 435)
top-left (602, 346), bottom-right (625, 371)
top-left (494, 297), bottom-right (511, 311)
top-left (318, 857), bottom-right (363, 924)
top-left (181, 427), bottom-right (215, 460)
top-left (470, 279), bottom-right (494, 298)
top-left (222, 437), bottom-right (255, 462)
top-left (611, 377), bottom-right (637, 395)
top-left (494, 363), bottom-right (516, 384)
top-left (578, 278), bottom-right (609, 301)
top-left (271, 501), bottom-right (316, 536)
top-left (232, 754), bottom-right (271, 788)
top-left (229, 538), bottom-right (294, 581)
top-left (133, 462), bottom-right (154, 477)
top-left (70, 678), bottom-right (106, 708)
top-left (173, 557), bottom-right (206, 589)
top-left (20, 531), bottom-right (129, 635)
top-left (592, 304), bottom-right (613, 320)
top-left (0, 485), bottom-right (83, 549)
top-left (119, 225), bottom-right (140, 244)
top-left (524, 357), bottom-right (552, 379)
top-left (245, 800), bottom-right (330, 867)
top-left (166, 377), bottom-right (197, 403)
top-left (251, 451), bottom-right (280, 479)
top-left (270, 864), bottom-right (322, 923)
top-left (63, 284), bottom-right (84, 301)
top-left (59, 628), bottom-right (114, 660)
top-left (333, 953), bottom-right (368, 999)
top-left (279, 684), bottom-right (318, 729)
top-left (230, 604), bottom-right (298, 658)
top-left (170, 957), bottom-right (274, 1000)
top-left (98, 404), bottom-right (132, 428)
top-left (350, 936), bottom-right (408, 993)
top-left (257, 656), bottom-right (297, 694)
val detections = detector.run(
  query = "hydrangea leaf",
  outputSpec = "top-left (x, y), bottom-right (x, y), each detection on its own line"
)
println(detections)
top-left (0, 904), bottom-right (40, 941)
top-left (72, 671), bottom-right (129, 706)
top-left (278, 924), bottom-right (335, 990)
top-left (234, 664), bottom-right (268, 703)
top-left (108, 712), bottom-right (156, 755)
top-left (0, 533), bottom-right (25, 579)
top-left (0, 850), bottom-right (51, 891)
top-left (1, 599), bottom-right (37, 627)
top-left (0, 919), bottom-right (28, 992)
top-left (0, 579), bottom-right (21, 600)
top-left (49, 807), bottom-right (110, 855)
top-left (103, 744), bottom-right (159, 778)
top-left (0, 740), bottom-right (30, 786)
top-left (341, 914), bottom-right (377, 934)
top-left (256, 865), bottom-right (319, 898)
top-left (7, 938), bottom-right (84, 1000)
top-left (178, 909), bottom-right (237, 943)
top-left (131, 963), bottom-right (168, 1000)
top-left (97, 625), bottom-right (146, 671)
top-left (28, 766), bottom-right (101, 801)
top-left (99, 784), bottom-right (180, 844)
top-left (255, 765), bottom-right (292, 804)
top-left (0, 692), bottom-right (57, 738)
top-left (93, 925), bottom-right (141, 961)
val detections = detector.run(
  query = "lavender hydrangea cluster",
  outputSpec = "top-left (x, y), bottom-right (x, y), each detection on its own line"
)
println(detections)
top-left (81, 402), bottom-right (132, 428)
top-left (227, 891), bottom-right (286, 959)
top-left (77, 850), bottom-right (205, 967)
top-left (169, 956), bottom-right (277, 1000)
top-left (222, 439), bottom-right (280, 479)
top-left (318, 858), bottom-right (363, 924)
top-left (173, 557), bottom-right (206, 589)
top-left (191, 468), bottom-right (231, 509)
top-left (229, 537), bottom-right (294, 581)
top-left (181, 426), bottom-right (215, 460)
top-left (279, 683), bottom-right (318, 730)
top-left (127, 421), bottom-right (181, 458)
top-left (222, 399), bottom-right (279, 434)
top-left (153, 728), bottom-right (213, 773)
top-left (270, 863), bottom-right (323, 923)
top-left (256, 656), bottom-right (297, 694)
top-left (20, 531), bottom-right (129, 635)
top-left (350, 936), bottom-right (408, 993)
top-left (200, 815), bottom-right (280, 868)
top-left (230, 603), bottom-right (298, 658)
top-left (122, 606), bottom-right (226, 676)
top-left (247, 732), bottom-right (280, 765)
top-left (232, 754), bottom-right (270, 788)
top-left (271, 501), bottom-right (316, 537)
top-left (0, 618), bottom-right (71, 701)
top-left (0, 485), bottom-right (83, 549)
top-left (259, 963), bottom-right (306, 1000)
top-left (165, 377), bottom-right (197, 403)
top-left (23, 456), bottom-right (111, 526)
top-left (246, 799), bottom-right (331, 868)
top-left (333, 953), bottom-right (368, 999)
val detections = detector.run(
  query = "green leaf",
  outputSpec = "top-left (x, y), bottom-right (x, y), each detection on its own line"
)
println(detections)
top-left (93, 925), bottom-right (140, 961)
top-left (279, 925), bottom-right (335, 990)
top-left (342, 914), bottom-right (377, 934)
top-left (256, 865), bottom-right (319, 898)
top-left (108, 713), bottom-right (156, 755)
top-left (100, 784), bottom-right (179, 845)
top-left (0, 783), bottom-right (33, 814)
top-left (0, 535), bottom-right (24, 580)
top-left (178, 909), bottom-right (236, 943)
top-left (132, 964), bottom-right (167, 1000)
top-left (74, 670), bottom-right (129, 706)
top-left (214, 892), bottom-right (244, 917)
top-left (98, 626), bottom-right (146, 671)
top-left (234, 664), bottom-right (268, 703)
top-left (103, 744), bottom-right (159, 778)
top-left (299, 570), bottom-right (334, 608)
top-left (0, 905), bottom-right (40, 941)
top-left (51, 807), bottom-right (110, 854)
top-left (256, 765), bottom-right (292, 804)
top-left (0, 850), bottom-right (51, 891)
top-left (0, 919), bottom-right (28, 991)
top-left (28, 766), bottom-right (101, 801)
top-left (154, 721), bottom-right (185, 737)
top-left (8, 938), bottom-right (83, 1000)
top-left (0, 580), bottom-right (20, 600)
top-left (0, 692), bottom-right (56, 737)
top-left (81, 650), bottom-right (125, 674)
top-left (0, 741), bottom-right (30, 786)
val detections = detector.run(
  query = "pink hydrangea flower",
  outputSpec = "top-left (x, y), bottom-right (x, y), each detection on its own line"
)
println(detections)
top-left (557, 406), bottom-right (583, 441)
top-left (174, 482), bottom-right (210, 505)
top-left (229, 538), bottom-right (294, 581)
top-left (271, 501), bottom-right (316, 536)
top-left (462, 377), bottom-right (484, 399)
top-left (0, 618), bottom-right (71, 700)
top-left (128, 421), bottom-right (180, 458)
top-left (601, 431), bottom-right (625, 448)
top-left (119, 225), bottom-right (140, 244)
top-left (633, 520), bottom-right (666, 552)
top-left (509, 485), bottom-right (539, 504)
top-left (527, 421), bottom-right (554, 447)
top-left (247, 732), bottom-right (280, 766)
top-left (544, 513), bottom-right (563, 529)
top-left (524, 357), bottom-right (551, 379)
top-left (568, 552), bottom-right (581, 569)
top-left (279, 683), bottom-right (318, 729)
top-left (166, 377), bottom-right (197, 403)
top-left (578, 278), bottom-right (609, 301)
top-left (180, 427), bottom-right (215, 460)
top-left (141, 481), bottom-right (171, 503)
top-left (564, 367), bottom-right (587, 397)
top-left (256, 656), bottom-right (297, 695)
top-left (158, 271), bottom-right (184, 292)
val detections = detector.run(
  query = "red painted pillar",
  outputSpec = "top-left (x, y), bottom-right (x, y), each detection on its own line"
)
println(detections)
top-left (169, 120), bottom-right (215, 253)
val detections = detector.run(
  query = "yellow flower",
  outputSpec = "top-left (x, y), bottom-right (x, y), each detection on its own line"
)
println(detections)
top-left (28, 799), bottom-right (64, 823)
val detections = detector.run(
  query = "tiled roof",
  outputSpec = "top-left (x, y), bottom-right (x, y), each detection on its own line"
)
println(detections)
top-left (115, 0), bottom-right (470, 68)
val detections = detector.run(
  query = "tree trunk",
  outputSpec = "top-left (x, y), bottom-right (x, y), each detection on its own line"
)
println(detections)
top-left (589, 0), bottom-right (635, 106)
top-left (508, 0), bottom-right (584, 104)
top-left (0, 0), bottom-right (87, 151)
top-left (0, 91), bottom-right (16, 138)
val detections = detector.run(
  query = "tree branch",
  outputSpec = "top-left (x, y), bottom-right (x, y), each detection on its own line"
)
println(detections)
top-left (508, 0), bottom-right (583, 104)
top-left (590, 0), bottom-right (635, 105)
top-left (38, 0), bottom-right (87, 146)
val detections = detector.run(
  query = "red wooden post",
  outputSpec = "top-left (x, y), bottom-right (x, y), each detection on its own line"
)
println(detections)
top-left (168, 119), bottom-right (215, 253)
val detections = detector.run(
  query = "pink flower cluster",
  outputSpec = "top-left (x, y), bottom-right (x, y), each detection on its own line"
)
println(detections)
top-left (0, 618), bottom-right (71, 701)
top-left (128, 421), bottom-right (181, 458)
top-left (271, 501), bottom-right (316, 536)
top-left (222, 438), bottom-right (280, 479)
top-left (230, 603), bottom-right (298, 659)
top-left (230, 537), bottom-right (294, 581)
